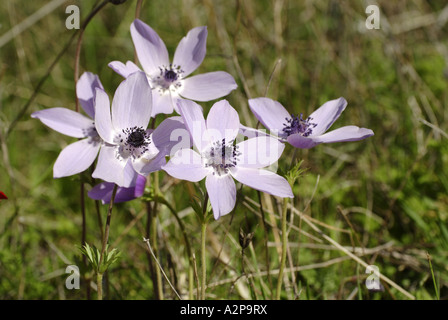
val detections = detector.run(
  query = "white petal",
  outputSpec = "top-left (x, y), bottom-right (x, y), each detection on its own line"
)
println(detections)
top-left (231, 167), bottom-right (293, 198)
top-left (180, 71), bottom-right (237, 101)
top-left (31, 108), bottom-right (93, 138)
top-left (151, 91), bottom-right (174, 117)
top-left (77, 72), bottom-right (103, 118)
top-left (248, 97), bottom-right (291, 133)
top-left (206, 100), bottom-right (240, 143)
top-left (314, 126), bottom-right (374, 144)
top-left (206, 173), bottom-right (236, 220)
top-left (53, 139), bottom-right (100, 178)
top-left (108, 60), bottom-right (142, 78)
top-left (92, 145), bottom-right (133, 187)
top-left (308, 97), bottom-right (347, 136)
top-left (162, 148), bottom-right (210, 182)
top-left (131, 19), bottom-right (169, 74)
top-left (236, 136), bottom-right (285, 169)
top-left (173, 26), bottom-right (208, 77)
top-left (111, 72), bottom-right (152, 131)
top-left (94, 88), bottom-right (115, 144)
top-left (177, 99), bottom-right (208, 152)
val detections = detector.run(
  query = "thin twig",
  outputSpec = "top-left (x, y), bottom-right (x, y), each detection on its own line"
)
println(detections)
top-left (275, 197), bottom-right (289, 300)
top-left (143, 238), bottom-right (182, 300)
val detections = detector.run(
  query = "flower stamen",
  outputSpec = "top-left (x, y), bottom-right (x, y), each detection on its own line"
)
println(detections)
top-left (151, 64), bottom-right (184, 94)
top-left (116, 126), bottom-right (151, 160)
top-left (282, 114), bottom-right (317, 138)
top-left (203, 138), bottom-right (241, 176)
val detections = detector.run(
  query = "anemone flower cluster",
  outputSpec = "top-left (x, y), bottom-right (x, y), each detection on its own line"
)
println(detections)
top-left (32, 19), bottom-right (373, 218)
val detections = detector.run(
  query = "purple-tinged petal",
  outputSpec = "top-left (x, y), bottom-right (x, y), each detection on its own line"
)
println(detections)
top-left (131, 139), bottom-right (161, 175)
top-left (88, 182), bottom-right (141, 205)
top-left (308, 97), bottom-right (347, 136)
top-left (108, 60), bottom-right (142, 79)
top-left (53, 138), bottom-right (100, 178)
top-left (236, 136), bottom-right (285, 169)
top-left (173, 26), bottom-right (207, 77)
top-left (205, 174), bottom-right (236, 220)
top-left (152, 116), bottom-right (189, 151)
top-left (133, 146), bottom-right (167, 176)
top-left (180, 71), bottom-right (237, 102)
top-left (248, 97), bottom-right (291, 133)
top-left (92, 145), bottom-right (134, 187)
top-left (286, 134), bottom-right (318, 149)
top-left (76, 72), bottom-right (104, 118)
top-left (177, 99), bottom-right (208, 152)
top-left (94, 88), bottom-right (115, 144)
top-left (206, 100), bottom-right (240, 142)
top-left (114, 186), bottom-right (138, 203)
top-left (88, 182), bottom-right (114, 204)
top-left (131, 19), bottom-right (169, 74)
top-left (151, 91), bottom-right (174, 117)
top-left (134, 174), bottom-right (147, 198)
top-left (314, 126), bottom-right (374, 144)
top-left (31, 108), bottom-right (94, 138)
top-left (231, 167), bottom-right (293, 198)
top-left (112, 72), bottom-right (152, 131)
top-left (162, 149), bottom-right (210, 182)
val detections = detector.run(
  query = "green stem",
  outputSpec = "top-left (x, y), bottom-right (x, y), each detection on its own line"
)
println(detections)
top-left (151, 209), bottom-right (164, 300)
top-left (427, 252), bottom-right (439, 300)
top-left (97, 184), bottom-right (117, 300)
top-left (99, 184), bottom-right (117, 267)
top-left (200, 192), bottom-right (209, 300)
top-left (97, 273), bottom-right (103, 301)
top-left (151, 172), bottom-right (163, 300)
top-left (201, 221), bottom-right (207, 300)
top-left (276, 197), bottom-right (289, 300)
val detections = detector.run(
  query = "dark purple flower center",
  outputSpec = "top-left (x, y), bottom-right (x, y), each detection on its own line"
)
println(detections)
top-left (282, 114), bottom-right (317, 138)
top-left (153, 64), bottom-right (183, 93)
top-left (204, 138), bottom-right (241, 176)
top-left (117, 126), bottom-right (151, 159)
top-left (164, 69), bottom-right (178, 82)
top-left (127, 129), bottom-right (146, 148)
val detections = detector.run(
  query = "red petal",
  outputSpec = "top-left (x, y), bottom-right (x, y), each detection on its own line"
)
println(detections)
top-left (0, 191), bottom-right (7, 200)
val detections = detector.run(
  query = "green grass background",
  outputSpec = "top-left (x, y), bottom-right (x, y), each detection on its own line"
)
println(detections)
top-left (0, 0), bottom-right (447, 300)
